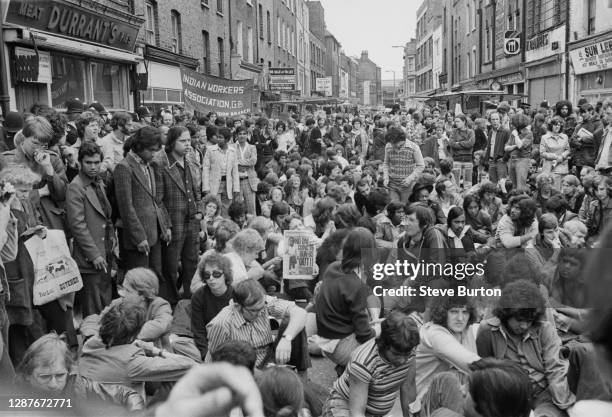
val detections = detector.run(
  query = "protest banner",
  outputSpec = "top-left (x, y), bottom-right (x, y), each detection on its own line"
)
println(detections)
top-left (282, 230), bottom-right (316, 280)
top-left (180, 66), bottom-right (253, 117)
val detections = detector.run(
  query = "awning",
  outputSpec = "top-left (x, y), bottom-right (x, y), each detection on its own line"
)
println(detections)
top-left (4, 28), bottom-right (141, 63)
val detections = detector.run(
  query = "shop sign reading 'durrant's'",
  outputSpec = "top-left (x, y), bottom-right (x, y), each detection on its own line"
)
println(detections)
top-left (4, 0), bottom-right (142, 52)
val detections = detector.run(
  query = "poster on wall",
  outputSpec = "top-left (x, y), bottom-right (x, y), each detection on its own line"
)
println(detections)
top-left (180, 66), bottom-right (253, 117)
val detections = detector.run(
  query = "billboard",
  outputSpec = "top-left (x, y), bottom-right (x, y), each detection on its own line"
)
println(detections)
top-left (316, 77), bottom-right (332, 97)
top-left (180, 66), bottom-right (253, 117)
top-left (269, 67), bottom-right (296, 91)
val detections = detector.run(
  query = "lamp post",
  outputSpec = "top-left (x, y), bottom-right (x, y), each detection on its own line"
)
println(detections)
top-left (385, 70), bottom-right (396, 104)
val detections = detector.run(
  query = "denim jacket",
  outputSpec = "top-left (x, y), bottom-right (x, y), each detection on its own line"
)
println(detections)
top-left (476, 317), bottom-right (575, 409)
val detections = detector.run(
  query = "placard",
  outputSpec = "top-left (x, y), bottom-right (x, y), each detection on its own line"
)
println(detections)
top-left (282, 230), bottom-right (316, 280)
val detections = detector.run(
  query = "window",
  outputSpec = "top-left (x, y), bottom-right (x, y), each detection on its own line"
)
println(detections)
top-left (218, 37), bottom-right (225, 77)
top-left (467, 53), bottom-right (471, 78)
top-left (258, 5), bottom-right (264, 39)
top-left (526, 0), bottom-right (566, 37)
top-left (91, 61), bottom-right (128, 109)
top-left (472, 48), bottom-right (477, 76)
top-left (467, 1), bottom-right (471, 34)
top-left (246, 0), bottom-right (252, 5)
top-left (170, 10), bottom-right (181, 54)
top-left (201, 0), bottom-right (208, 6)
top-left (267, 11), bottom-right (271, 43)
top-left (216, 0), bottom-right (223, 15)
top-left (145, 1), bottom-right (157, 45)
top-left (202, 31), bottom-right (210, 74)
top-left (588, 0), bottom-right (596, 35)
top-left (51, 55), bottom-right (87, 108)
top-left (277, 17), bottom-right (281, 47)
top-left (247, 27), bottom-right (253, 63)
top-left (236, 20), bottom-right (243, 57)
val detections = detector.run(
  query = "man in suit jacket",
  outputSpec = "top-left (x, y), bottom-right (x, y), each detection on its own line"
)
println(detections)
top-left (114, 126), bottom-right (170, 278)
top-left (234, 126), bottom-right (259, 215)
top-left (202, 133), bottom-right (239, 215)
top-left (155, 126), bottom-right (203, 306)
top-left (66, 142), bottom-right (115, 317)
top-left (484, 112), bottom-right (511, 184)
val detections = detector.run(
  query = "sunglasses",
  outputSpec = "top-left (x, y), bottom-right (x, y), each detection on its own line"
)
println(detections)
top-left (203, 270), bottom-right (224, 280)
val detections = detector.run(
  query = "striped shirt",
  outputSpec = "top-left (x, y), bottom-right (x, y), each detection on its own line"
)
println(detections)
top-left (204, 296), bottom-right (293, 367)
top-left (332, 338), bottom-right (412, 416)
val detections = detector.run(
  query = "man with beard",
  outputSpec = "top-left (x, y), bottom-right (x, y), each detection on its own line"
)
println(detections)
top-left (99, 112), bottom-right (133, 174)
top-left (202, 128), bottom-right (240, 215)
top-left (555, 100), bottom-right (576, 138)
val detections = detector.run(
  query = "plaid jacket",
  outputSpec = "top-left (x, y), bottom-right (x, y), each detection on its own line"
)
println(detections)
top-left (114, 153), bottom-right (170, 249)
top-left (155, 153), bottom-right (203, 243)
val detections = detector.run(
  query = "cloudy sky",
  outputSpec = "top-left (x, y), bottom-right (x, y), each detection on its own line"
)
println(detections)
top-left (318, 0), bottom-right (418, 80)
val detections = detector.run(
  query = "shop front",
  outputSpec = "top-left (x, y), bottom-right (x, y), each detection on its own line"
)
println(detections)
top-left (568, 30), bottom-right (612, 104)
top-left (524, 25), bottom-right (566, 106)
top-left (2, 0), bottom-right (144, 113)
top-left (475, 66), bottom-right (525, 108)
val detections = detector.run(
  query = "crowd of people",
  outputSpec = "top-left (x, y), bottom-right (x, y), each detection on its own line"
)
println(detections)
top-left (0, 95), bottom-right (612, 417)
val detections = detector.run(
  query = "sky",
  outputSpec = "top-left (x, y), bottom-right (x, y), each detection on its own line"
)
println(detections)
top-left (318, 0), bottom-right (418, 80)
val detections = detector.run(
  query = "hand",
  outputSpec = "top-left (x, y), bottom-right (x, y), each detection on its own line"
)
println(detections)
top-left (275, 337), bottom-right (292, 364)
top-left (195, 213), bottom-right (203, 220)
top-left (92, 256), bottom-right (108, 272)
top-left (266, 256), bottom-right (282, 270)
top-left (199, 231), bottom-right (206, 240)
top-left (34, 151), bottom-right (54, 176)
top-left (34, 226), bottom-right (47, 239)
top-left (372, 323), bottom-right (382, 338)
top-left (155, 363), bottom-right (264, 417)
top-left (164, 229), bottom-right (172, 243)
top-left (137, 240), bottom-right (150, 256)
top-left (383, 176), bottom-right (389, 187)
top-left (38, 185), bottom-right (51, 197)
top-left (133, 340), bottom-right (156, 355)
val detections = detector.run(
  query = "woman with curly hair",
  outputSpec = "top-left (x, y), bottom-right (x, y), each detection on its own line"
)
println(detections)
top-left (533, 172), bottom-right (560, 215)
top-left (585, 176), bottom-right (612, 243)
top-left (477, 279), bottom-right (575, 417)
top-left (411, 293), bottom-right (480, 415)
top-left (494, 195), bottom-right (539, 248)
top-left (303, 197), bottom-right (336, 239)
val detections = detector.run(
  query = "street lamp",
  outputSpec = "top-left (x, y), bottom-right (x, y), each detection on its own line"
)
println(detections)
top-left (385, 70), bottom-right (396, 104)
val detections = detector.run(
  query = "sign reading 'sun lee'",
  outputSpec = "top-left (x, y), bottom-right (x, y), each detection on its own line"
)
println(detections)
top-left (181, 66), bottom-right (253, 117)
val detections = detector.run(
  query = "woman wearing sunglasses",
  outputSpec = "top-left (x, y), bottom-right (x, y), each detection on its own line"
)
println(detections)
top-left (191, 252), bottom-right (234, 361)
top-left (540, 116), bottom-right (570, 191)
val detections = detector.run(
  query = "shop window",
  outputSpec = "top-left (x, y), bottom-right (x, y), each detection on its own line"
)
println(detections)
top-left (167, 90), bottom-right (181, 102)
top-left (153, 88), bottom-right (166, 102)
top-left (91, 62), bottom-right (128, 110)
top-left (51, 55), bottom-right (86, 108)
